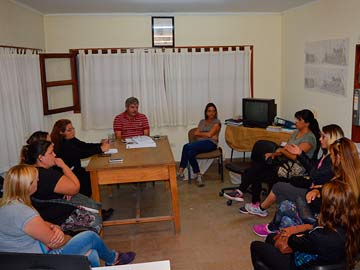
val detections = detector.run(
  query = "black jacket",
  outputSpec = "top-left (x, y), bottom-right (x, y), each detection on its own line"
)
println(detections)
top-left (57, 137), bottom-right (103, 174)
top-left (288, 226), bottom-right (346, 265)
top-left (297, 151), bottom-right (333, 186)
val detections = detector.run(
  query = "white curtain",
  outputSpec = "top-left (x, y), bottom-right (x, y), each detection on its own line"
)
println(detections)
top-left (78, 47), bottom-right (251, 129)
top-left (164, 47), bottom-right (251, 125)
top-left (0, 48), bottom-right (43, 172)
top-left (78, 49), bottom-right (169, 130)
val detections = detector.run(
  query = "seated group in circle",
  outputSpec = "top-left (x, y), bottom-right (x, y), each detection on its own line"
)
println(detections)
top-left (3, 95), bottom-right (360, 269)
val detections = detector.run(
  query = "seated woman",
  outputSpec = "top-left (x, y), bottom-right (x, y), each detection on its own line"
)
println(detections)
top-left (230, 109), bottom-right (320, 216)
top-left (51, 119), bottom-right (110, 197)
top-left (305, 137), bottom-right (360, 212)
top-left (177, 103), bottom-right (221, 187)
top-left (251, 180), bottom-right (360, 270)
top-left (252, 124), bottom-right (344, 236)
top-left (0, 164), bottom-right (135, 267)
top-left (22, 140), bottom-right (81, 226)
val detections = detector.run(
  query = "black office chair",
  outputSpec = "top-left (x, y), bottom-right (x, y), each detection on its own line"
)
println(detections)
top-left (0, 252), bottom-right (91, 270)
top-left (253, 260), bottom-right (347, 270)
top-left (219, 139), bottom-right (278, 205)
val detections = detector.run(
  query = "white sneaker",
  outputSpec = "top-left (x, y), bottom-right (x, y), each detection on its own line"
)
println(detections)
top-left (196, 174), bottom-right (204, 187)
top-left (244, 202), bottom-right (268, 217)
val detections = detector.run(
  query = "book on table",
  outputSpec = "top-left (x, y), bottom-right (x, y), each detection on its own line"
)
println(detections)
top-left (125, 136), bottom-right (156, 149)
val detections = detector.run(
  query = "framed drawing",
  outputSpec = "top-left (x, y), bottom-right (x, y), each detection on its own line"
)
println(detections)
top-left (152, 17), bottom-right (174, 47)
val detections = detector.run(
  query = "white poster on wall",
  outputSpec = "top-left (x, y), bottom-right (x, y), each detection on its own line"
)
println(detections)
top-left (304, 38), bottom-right (349, 96)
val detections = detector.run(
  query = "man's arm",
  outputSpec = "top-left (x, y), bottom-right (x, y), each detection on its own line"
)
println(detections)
top-left (144, 129), bottom-right (150, 136)
top-left (115, 130), bottom-right (122, 139)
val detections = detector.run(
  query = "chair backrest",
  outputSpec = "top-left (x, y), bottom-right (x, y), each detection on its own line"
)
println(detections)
top-left (0, 252), bottom-right (91, 270)
top-left (250, 140), bottom-right (278, 163)
top-left (188, 128), bottom-right (197, 143)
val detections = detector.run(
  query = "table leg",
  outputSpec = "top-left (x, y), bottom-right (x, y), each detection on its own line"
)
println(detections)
top-left (90, 171), bottom-right (101, 202)
top-left (169, 164), bottom-right (180, 234)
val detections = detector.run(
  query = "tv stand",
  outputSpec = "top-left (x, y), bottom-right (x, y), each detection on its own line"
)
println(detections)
top-left (225, 125), bottom-right (292, 160)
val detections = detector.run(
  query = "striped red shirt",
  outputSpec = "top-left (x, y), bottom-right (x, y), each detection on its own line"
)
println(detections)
top-left (113, 111), bottom-right (150, 139)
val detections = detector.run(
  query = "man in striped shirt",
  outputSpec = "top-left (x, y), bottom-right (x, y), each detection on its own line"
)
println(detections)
top-left (113, 97), bottom-right (150, 139)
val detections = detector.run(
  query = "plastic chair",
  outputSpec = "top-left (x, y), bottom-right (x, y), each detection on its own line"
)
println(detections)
top-left (219, 139), bottom-right (278, 205)
top-left (187, 127), bottom-right (224, 183)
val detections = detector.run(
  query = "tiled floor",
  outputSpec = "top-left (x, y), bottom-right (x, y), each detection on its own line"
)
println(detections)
top-left (100, 163), bottom-right (276, 270)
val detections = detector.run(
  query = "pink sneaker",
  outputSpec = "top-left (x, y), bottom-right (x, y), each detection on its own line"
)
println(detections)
top-left (253, 224), bottom-right (277, 237)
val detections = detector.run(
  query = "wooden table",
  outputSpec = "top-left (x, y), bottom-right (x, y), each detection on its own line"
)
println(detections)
top-left (86, 136), bottom-right (180, 234)
top-left (225, 125), bottom-right (292, 158)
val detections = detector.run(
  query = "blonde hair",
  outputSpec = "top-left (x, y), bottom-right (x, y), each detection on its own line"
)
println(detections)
top-left (0, 164), bottom-right (38, 207)
top-left (322, 124), bottom-right (344, 147)
top-left (329, 138), bottom-right (360, 200)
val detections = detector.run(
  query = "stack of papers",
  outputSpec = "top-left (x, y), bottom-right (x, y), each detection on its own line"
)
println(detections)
top-left (225, 118), bottom-right (243, 126)
top-left (125, 136), bottom-right (156, 149)
top-left (266, 125), bottom-right (282, 132)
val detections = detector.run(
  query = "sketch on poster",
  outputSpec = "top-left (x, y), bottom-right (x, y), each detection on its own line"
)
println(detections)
top-left (304, 39), bottom-right (348, 96)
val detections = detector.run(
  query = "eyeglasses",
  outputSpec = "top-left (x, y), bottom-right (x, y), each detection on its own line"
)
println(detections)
top-left (65, 127), bottom-right (75, 132)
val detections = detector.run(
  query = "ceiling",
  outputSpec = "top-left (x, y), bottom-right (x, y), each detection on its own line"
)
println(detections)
top-left (14, 0), bottom-right (318, 15)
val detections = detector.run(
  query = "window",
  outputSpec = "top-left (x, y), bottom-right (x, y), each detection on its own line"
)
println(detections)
top-left (152, 17), bottom-right (174, 47)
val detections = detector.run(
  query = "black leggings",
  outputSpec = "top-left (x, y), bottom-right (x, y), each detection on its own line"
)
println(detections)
top-left (238, 162), bottom-right (277, 203)
top-left (251, 234), bottom-right (295, 270)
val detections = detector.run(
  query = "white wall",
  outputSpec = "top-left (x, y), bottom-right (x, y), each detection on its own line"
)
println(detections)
top-left (282, 0), bottom-right (359, 136)
top-left (0, 0), bottom-right (44, 49)
top-left (43, 13), bottom-right (282, 159)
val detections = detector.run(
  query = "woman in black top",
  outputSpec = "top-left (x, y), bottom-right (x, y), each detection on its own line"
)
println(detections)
top-left (22, 140), bottom-right (80, 225)
top-left (251, 180), bottom-right (360, 270)
top-left (51, 119), bottom-right (110, 197)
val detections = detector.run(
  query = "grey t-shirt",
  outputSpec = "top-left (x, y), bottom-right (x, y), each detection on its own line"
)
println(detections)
top-left (0, 201), bottom-right (43, 254)
top-left (197, 118), bottom-right (221, 145)
top-left (288, 130), bottom-right (317, 158)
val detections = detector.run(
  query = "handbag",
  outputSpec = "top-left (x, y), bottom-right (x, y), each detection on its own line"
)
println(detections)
top-left (31, 194), bottom-right (103, 234)
top-left (277, 160), bottom-right (306, 179)
top-left (274, 224), bottom-right (313, 254)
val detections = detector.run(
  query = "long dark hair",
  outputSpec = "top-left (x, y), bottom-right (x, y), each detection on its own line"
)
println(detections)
top-left (204, 103), bottom-right (218, 120)
top-left (295, 109), bottom-right (320, 157)
top-left (51, 119), bottom-right (71, 154)
top-left (26, 131), bottom-right (49, 144)
top-left (319, 180), bottom-right (360, 269)
top-left (21, 140), bottom-right (52, 165)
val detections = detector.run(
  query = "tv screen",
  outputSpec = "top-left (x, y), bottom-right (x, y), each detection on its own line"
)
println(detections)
top-left (242, 98), bottom-right (276, 128)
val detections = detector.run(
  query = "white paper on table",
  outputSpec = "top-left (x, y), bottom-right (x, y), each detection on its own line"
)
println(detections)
top-left (125, 136), bottom-right (156, 149)
top-left (104, 148), bottom-right (118, 154)
top-left (92, 260), bottom-right (170, 270)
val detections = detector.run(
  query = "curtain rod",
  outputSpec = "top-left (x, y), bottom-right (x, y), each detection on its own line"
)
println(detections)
top-left (69, 45), bottom-right (253, 55)
top-left (0, 45), bottom-right (42, 53)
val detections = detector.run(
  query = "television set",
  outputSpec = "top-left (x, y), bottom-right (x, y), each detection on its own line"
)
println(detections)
top-left (242, 98), bottom-right (277, 128)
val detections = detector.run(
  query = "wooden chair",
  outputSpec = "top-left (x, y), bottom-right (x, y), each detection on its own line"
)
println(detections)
top-left (187, 127), bottom-right (224, 183)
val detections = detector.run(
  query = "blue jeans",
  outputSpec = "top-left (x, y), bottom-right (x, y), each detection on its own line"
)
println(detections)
top-left (179, 140), bottom-right (217, 174)
top-left (48, 231), bottom-right (116, 267)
